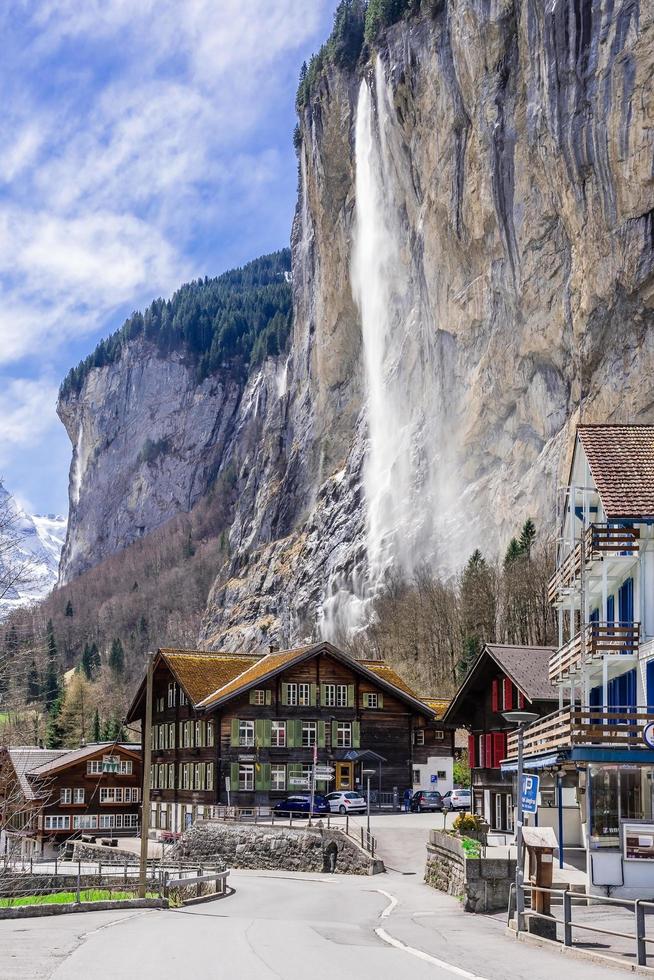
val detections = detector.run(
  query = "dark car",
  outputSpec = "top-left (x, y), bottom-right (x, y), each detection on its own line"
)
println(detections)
top-left (273, 794), bottom-right (330, 816)
top-left (410, 790), bottom-right (443, 813)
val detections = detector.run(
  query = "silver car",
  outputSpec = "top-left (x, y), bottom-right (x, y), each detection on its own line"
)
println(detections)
top-left (442, 789), bottom-right (472, 812)
top-left (325, 791), bottom-right (367, 814)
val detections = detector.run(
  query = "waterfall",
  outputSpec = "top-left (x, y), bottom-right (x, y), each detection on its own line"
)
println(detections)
top-left (351, 57), bottom-right (456, 601)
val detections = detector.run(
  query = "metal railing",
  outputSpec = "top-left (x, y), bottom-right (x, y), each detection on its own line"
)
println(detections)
top-left (513, 882), bottom-right (654, 967)
top-left (505, 703), bottom-right (654, 759)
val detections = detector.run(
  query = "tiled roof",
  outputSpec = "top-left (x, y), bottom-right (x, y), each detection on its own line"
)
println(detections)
top-left (420, 697), bottom-right (451, 720)
top-left (486, 644), bottom-right (557, 702)
top-left (7, 748), bottom-right (68, 799)
top-left (358, 661), bottom-right (420, 697)
top-left (28, 742), bottom-right (140, 777)
top-left (161, 648), bottom-right (261, 705)
top-left (198, 645), bottom-right (315, 708)
top-left (577, 424), bottom-right (654, 519)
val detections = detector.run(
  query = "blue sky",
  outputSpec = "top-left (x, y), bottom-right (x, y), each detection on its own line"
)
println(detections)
top-left (0, 0), bottom-right (338, 516)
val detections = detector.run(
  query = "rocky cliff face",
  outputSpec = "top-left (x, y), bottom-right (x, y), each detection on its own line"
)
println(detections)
top-left (61, 2), bottom-right (654, 650)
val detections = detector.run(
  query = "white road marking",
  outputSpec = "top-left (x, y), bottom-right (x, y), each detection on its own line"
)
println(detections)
top-left (375, 927), bottom-right (491, 979)
top-left (376, 889), bottom-right (398, 917)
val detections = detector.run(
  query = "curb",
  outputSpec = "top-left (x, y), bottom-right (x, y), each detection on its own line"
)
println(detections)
top-left (0, 898), bottom-right (168, 919)
top-left (506, 926), bottom-right (654, 976)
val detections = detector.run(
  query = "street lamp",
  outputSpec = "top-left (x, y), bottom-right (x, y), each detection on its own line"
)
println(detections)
top-left (502, 710), bottom-right (539, 934)
top-left (362, 768), bottom-right (376, 836)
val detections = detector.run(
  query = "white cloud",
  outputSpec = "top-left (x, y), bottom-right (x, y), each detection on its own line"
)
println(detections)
top-left (0, 377), bottom-right (60, 453)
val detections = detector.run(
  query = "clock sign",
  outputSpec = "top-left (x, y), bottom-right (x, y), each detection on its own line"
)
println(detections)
top-left (643, 722), bottom-right (654, 750)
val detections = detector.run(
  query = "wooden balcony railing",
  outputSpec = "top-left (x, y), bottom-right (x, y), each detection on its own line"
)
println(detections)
top-left (505, 704), bottom-right (654, 760)
top-left (548, 524), bottom-right (639, 604)
top-left (549, 621), bottom-right (640, 683)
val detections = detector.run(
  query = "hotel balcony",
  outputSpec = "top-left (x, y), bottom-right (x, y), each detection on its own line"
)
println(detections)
top-left (549, 621), bottom-right (640, 684)
top-left (548, 524), bottom-right (639, 606)
top-left (505, 704), bottom-right (654, 760)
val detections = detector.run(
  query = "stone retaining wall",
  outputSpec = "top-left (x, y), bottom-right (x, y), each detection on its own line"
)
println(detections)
top-left (70, 841), bottom-right (137, 865)
top-left (425, 831), bottom-right (516, 913)
top-left (175, 820), bottom-right (383, 875)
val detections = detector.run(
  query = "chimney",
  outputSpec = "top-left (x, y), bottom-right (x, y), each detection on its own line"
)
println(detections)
top-left (269, 643), bottom-right (278, 654)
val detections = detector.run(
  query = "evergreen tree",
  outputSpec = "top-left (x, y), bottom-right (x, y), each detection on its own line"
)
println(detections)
top-left (81, 643), bottom-right (96, 680)
top-left (519, 518), bottom-right (537, 559)
top-left (458, 550), bottom-right (496, 678)
top-left (43, 620), bottom-right (60, 711)
top-left (65, 599), bottom-right (74, 617)
top-left (45, 697), bottom-right (65, 748)
top-left (26, 660), bottom-right (41, 702)
top-left (92, 707), bottom-right (101, 742)
top-left (503, 537), bottom-right (523, 566)
top-left (90, 642), bottom-right (101, 673)
top-left (109, 638), bottom-right (125, 676)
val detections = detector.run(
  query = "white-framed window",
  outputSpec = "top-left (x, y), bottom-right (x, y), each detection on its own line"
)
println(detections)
top-left (73, 788), bottom-right (84, 804)
top-left (195, 720), bottom-right (204, 747)
top-left (298, 683), bottom-right (311, 706)
top-left (87, 760), bottom-right (102, 775)
top-left (271, 765), bottom-right (286, 791)
top-left (412, 768), bottom-right (420, 783)
top-left (155, 695), bottom-right (165, 713)
top-left (100, 787), bottom-right (122, 804)
top-left (335, 685), bottom-right (348, 707)
top-left (99, 814), bottom-right (114, 829)
top-left (271, 720), bottom-right (286, 747)
top-left (239, 720), bottom-right (255, 747)
top-left (433, 730), bottom-right (444, 740)
top-left (437, 770), bottom-right (446, 780)
top-left (206, 763), bottom-right (214, 791)
top-left (115, 813), bottom-right (124, 828)
top-left (414, 730), bottom-right (425, 746)
top-left (323, 684), bottom-right (336, 707)
top-left (252, 689), bottom-right (266, 705)
top-left (167, 682), bottom-right (176, 708)
top-left (59, 788), bottom-right (72, 805)
top-left (302, 721), bottom-right (317, 747)
top-left (124, 814), bottom-right (138, 829)
top-left (238, 764), bottom-right (254, 791)
top-left (73, 814), bottom-right (98, 830)
top-left (181, 764), bottom-right (190, 790)
top-left (45, 815), bottom-right (69, 830)
top-left (167, 763), bottom-right (175, 788)
top-left (286, 683), bottom-right (298, 706)
top-left (182, 721), bottom-right (193, 748)
top-left (179, 689), bottom-right (187, 707)
top-left (336, 721), bottom-right (352, 748)
top-left (207, 722), bottom-right (214, 747)
top-left (168, 723), bottom-right (175, 749)
top-left (124, 786), bottom-right (140, 803)
top-left (193, 763), bottom-right (201, 790)
top-left (365, 692), bottom-right (379, 709)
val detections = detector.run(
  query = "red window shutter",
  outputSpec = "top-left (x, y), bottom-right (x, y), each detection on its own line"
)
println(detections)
top-left (492, 732), bottom-right (505, 768)
top-left (491, 679), bottom-right (499, 712)
top-left (485, 734), bottom-right (492, 769)
top-left (468, 734), bottom-right (476, 768)
top-left (503, 678), bottom-right (513, 710)
top-left (479, 734), bottom-right (485, 768)
top-left (518, 691), bottom-right (525, 709)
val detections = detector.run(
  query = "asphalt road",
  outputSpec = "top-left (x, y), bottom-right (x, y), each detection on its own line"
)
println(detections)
top-left (0, 869), bottom-right (617, 980)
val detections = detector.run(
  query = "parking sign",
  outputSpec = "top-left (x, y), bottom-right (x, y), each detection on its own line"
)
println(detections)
top-left (521, 774), bottom-right (540, 813)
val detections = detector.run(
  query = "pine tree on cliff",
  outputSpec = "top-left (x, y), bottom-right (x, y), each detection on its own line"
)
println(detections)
top-left (458, 550), bottom-right (496, 679)
top-left (519, 518), bottom-right (536, 559)
top-left (65, 599), bottom-right (74, 617)
top-left (109, 638), bottom-right (125, 676)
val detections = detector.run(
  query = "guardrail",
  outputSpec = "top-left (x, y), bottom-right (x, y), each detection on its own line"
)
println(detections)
top-left (549, 621), bottom-right (640, 682)
top-left (511, 882), bottom-right (654, 967)
top-left (505, 703), bottom-right (654, 759)
top-left (163, 867), bottom-right (229, 902)
top-left (548, 525), bottom-right (639, 604)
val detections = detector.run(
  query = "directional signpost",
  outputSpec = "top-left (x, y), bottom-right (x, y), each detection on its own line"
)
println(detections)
top-left (288, 777), bottom-right (310, 788)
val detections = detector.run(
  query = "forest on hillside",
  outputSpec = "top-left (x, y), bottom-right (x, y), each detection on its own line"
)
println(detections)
top-left (60, 249), bottom-right (292, 399)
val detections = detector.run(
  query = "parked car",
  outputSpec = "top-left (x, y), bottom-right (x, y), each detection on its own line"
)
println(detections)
top-left (325, 791), bottom-right (367, 814)
top-left (410, 790), bottom-right (443, 813)
top-left (441, 789), bottom-right (472, 812)
top-left (272, 794), bottom-right (330, 816)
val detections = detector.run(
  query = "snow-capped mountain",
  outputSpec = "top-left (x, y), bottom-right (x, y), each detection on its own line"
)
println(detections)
top-left (0, 482), bottom-right (67, 619)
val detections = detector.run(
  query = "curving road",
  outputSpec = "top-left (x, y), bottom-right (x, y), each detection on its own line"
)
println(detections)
top-left (0, 868), bottom-right (616, 980)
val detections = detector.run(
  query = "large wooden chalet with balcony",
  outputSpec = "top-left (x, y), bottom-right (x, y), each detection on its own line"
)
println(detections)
top-left (499, 424), bottom-right (654, 898)
top-left (0, 743), bottom-right (142, 859)
top-left (442, 644), bottom-right (558, 831)
top-left (126, 641), bottom-right (451, 835)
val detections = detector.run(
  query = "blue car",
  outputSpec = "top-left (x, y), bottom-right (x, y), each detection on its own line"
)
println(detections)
top-left (273, 794), bottom-right (330, 816)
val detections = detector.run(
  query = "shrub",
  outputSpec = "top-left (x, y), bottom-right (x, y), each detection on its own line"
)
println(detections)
top-left (452, 812), bottom-right (483, 834)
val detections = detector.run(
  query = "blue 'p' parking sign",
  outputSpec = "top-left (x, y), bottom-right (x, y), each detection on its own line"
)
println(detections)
top-left (521, 774), bottom-right (540, 813)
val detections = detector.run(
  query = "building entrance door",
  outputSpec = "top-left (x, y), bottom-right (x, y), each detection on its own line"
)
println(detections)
top-left (336, 763), bottom-right (352, 790)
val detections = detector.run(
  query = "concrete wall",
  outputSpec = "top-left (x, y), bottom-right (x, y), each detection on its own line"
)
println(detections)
top-left (425, 830), bottom-right (516, 913)
top-left (175, 820), bottom-right (383, 875)
top-left (413, 755), bottom-right (454, 794)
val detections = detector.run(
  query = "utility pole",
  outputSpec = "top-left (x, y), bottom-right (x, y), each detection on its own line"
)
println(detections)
top-left (139, 652), bottom-right (154, 898)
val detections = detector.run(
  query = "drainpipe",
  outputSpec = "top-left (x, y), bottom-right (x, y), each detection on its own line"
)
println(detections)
top-left (557, 773), bottom-right (564, 870)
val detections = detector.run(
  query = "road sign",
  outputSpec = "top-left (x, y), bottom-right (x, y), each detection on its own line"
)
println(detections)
top-left (430, 774), bottom-right (438, 784)
top-left (314, 767), bottom-right (335, 778)
top-left (521, 773), bottom-right (540, 814)
top-left (288, 777), bottom-right (310, 788)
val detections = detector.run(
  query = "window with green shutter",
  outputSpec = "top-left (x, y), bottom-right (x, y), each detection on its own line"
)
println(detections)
top-left (317, 720), bottom-right (326, 748)
top-left (310, 683), bottom-right (317, 706)
top-left (331, 719), bottom-right (338, 746)
top-left (281, 682), bottom-right (289, 705)
top-left (347, 684), bottom-right (355, 707)
top-left (255, 763), bottom-right (271, 791)
top-left (230, 718), bottom-right (239, 747)
top-left (352, 721), bottom-right (361, 748)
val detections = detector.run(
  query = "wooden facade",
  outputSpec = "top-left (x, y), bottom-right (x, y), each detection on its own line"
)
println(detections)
top-left (128, 642), bottom-right (443, 834)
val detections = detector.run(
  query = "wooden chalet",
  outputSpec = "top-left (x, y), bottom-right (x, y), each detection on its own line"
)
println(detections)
top-left (442, 644), bottom-right (557, 831)
top-left (0, 742), bottom-right (142, 859)
top-left (126, 641), bottom-right (442, 834)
